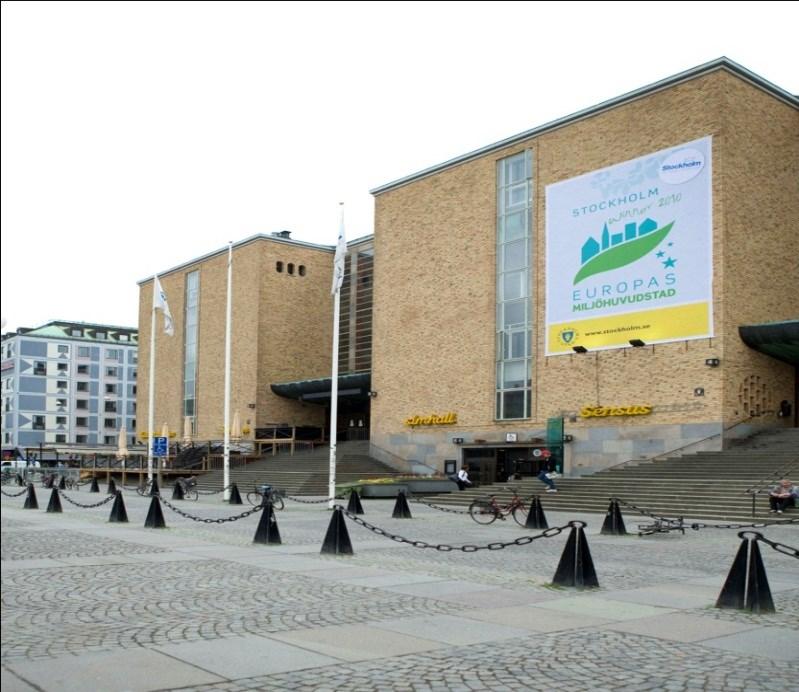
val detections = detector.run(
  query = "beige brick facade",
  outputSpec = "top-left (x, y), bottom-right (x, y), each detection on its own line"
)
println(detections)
top-left (371, 65), bottom-right (798, 473)
top-left (137, 237), bottom-right (335, 442)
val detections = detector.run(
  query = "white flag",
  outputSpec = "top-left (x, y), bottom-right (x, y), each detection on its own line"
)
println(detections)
top-left (331, 207), bottom-right (346, 295)
top-left (153, 276), bottom-right (174, 336)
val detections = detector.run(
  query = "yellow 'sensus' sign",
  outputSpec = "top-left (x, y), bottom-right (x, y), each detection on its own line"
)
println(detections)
top-left (581, 405), bottom-right (651, 417)
top-left (405, 413), bottom-right (458, 427)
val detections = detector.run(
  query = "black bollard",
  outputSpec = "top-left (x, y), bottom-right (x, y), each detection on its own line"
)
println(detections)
top-left (600, 499), bottom-right (627, 535)
top-left (58, 475), bottom-right (67, 490)
top-left (172, 480), bottom-right (185, 500)
top-left (229, 483), bottom-right (243, 505)
top-left (89, 477), bottom-right (100, 493)
top-left (23, 483), bottom-right (39, 510)
top-left (553, 521), bottom-right (599, 589)
top-left (253, 500), bottom-right (282, 545)
top-left (525, 495), bottom-right (549, 529)
top-left (46, 487), bottom-right (63, 513)
top-left (392, 490), bottom-right (412, 519)
top-left (149, 477), bottom-right (160, 496)
top-left (107, 478), bottom-right (117, 495)
top-left (320, 506), bottom-right (354, 555)
top-left (108, 491), bottom-right (129, 523)
top-left (716, 532), bottom-right (775, 613)
top-left (347, 489), bottom-right (365, 515)
top-left (144, 495), bottom-right (167, 528)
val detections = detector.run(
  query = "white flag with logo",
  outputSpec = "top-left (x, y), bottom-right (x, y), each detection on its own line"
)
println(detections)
top-left (153, 276), bottom-right (174, 336)
top-left (331, 209), bottom-right (346, 295)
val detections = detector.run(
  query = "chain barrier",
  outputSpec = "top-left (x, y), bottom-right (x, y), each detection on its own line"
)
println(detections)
top-left (690, 518), bottom-right (799, 531)
top-left (196, 484), bottom-right (234, 495)
top-left (284, 494), bottom-right (345, 504)
top-left (409, 496), bottom-right (471, 515)
top-left (59, 490), bottom-right (117, 509)
top-left (738, 531), bottom-right (799, 559)
top-left (341, 505), bottom-right (571, 551)
top-left (612, 496), bottom-right (799, 531)
top-left (1, 486), bottom-right (29, 497)
top-left (157, 494), bottom-right (263, 523)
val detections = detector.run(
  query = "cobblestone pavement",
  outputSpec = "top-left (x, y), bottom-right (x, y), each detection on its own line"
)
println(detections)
top-left (2, 488), bottom-right (797, 691)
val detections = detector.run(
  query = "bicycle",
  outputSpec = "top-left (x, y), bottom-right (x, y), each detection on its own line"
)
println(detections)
top-left (176, 476), bottom-right (199, 501)
top-left (468, 487), bottom-right (529, 526)
top-left (136, 478), bottom-right (155, 496)
top-left (246, 484), bottom-right (284, 510)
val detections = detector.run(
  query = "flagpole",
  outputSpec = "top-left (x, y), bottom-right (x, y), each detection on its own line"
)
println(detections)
top-left (223, 241), bottom-right (233, 501)
top-left (147, 280), bottom-right (157, 481)
top-left (328, 204), bottom-right (345, 509)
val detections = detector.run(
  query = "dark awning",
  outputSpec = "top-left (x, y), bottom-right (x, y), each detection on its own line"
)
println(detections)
top-left (739, 320), bottom-right (799, 365)
top-left (271, 372), bottom-right (371, 402)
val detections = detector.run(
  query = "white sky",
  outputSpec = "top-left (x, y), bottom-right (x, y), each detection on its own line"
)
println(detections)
top-left (2, 1), bottom-right (796, 334)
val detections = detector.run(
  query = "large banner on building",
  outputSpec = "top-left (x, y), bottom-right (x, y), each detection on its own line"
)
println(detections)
top-left (545, 136), bottom-right (713, 355)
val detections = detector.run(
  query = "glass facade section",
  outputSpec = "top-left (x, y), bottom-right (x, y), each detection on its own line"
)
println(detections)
top-left (496, 151), bottom-right (532, 419)
top-left (183, 271), bottom-right (199, 428)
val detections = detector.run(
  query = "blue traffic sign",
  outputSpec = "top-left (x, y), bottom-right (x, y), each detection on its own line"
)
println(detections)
top-left (152, 436), bottom-right (168, 457)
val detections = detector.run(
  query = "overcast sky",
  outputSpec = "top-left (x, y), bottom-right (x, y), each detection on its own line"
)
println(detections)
top-left (2, 1), bottom-right (796, 334)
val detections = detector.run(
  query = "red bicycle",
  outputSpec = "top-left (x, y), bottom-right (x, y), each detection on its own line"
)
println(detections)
top-left (469, 487), bottom-right (529, 526)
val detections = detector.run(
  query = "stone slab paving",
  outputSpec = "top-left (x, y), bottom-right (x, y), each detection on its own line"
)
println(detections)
top-left (2, 487), bottom-right (797, 691)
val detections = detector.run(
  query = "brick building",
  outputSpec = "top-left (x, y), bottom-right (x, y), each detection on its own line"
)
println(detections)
top-left (368, 58), bottom-right (798, 482)
top-left (137, 58), bottom-right (797, 484)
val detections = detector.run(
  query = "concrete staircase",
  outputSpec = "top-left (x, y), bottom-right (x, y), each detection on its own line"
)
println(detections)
top-left (426, 427), bottom-right (799, 522)
top-left (192, 440), bottom-right (405, 496)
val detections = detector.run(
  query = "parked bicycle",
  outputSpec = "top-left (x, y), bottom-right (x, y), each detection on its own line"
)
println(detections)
top-left (469, 487), bottom-right (529, 526)
top-left (136, 478), bottom-right (155, 496)
top-left (41, 473), bottom-right (77, 490)
top-left (246, 484), bottom-right (284, 510)
top-left (175, 476), bottom-right (199, 501)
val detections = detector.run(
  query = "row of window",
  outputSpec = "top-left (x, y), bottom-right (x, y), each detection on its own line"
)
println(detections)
top-left (275, 262), bottom-right (306, 276)
top-left (32, 362), bottom-right (136, 378)
top-left (31, 416), bottom-right (132, 430)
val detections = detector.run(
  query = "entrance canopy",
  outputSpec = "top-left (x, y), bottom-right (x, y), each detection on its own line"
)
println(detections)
top-left (739, 320), bottom-right (799, 365)
top-left (270, 372), bottom-right (371, 403)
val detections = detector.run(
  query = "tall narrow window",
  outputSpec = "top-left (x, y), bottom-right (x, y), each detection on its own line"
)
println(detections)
top-left (496, 151), bottom-right (533, 420)
top-left (183, 271), bottom-right (199, 430)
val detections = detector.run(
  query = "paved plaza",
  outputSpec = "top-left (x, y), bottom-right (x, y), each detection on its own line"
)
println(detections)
top-left (1, 483), bottom-right (797, 691)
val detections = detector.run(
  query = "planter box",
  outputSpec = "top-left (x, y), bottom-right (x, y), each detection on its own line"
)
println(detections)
top-left (358, 480), bottom-right (456, 497)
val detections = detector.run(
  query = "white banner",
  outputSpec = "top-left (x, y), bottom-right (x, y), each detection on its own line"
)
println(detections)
top-left (545, 137), bottom-right (713, 354)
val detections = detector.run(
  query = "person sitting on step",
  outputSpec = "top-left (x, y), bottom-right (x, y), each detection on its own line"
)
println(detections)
top-left (768, 478), bottom-right (797, 514)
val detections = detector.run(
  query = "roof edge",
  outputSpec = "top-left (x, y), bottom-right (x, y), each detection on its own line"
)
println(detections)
top-left (370, 57), bottom-right (798, 196)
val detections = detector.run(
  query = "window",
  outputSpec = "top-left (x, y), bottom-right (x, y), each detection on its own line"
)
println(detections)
top-left (104, 401), bottom-right (117, 413)
top-left (57, 345), bottom-right (69, 354)
top-left (77, 364), bottom-right (89, 375)
top-left (496, 151), bottom-right (533, 420)
top-left (71, 329), bottom-right (83, 337)
top-left (78, 346), bottom-right (91, 358)
top-left (76, 434), bottom-right (87, 444)
top-left (105, 348), bottom-right (121, 361)
top-left (106, 367), bottom-right (118, 378)
top-left (287, 263), bottom-right (295, 275)
top-left (34, 361), bottom-right (46, 375)
top-left (55, 434), bottom-right (66, 443)
top-left (103, 435), bottom-right (115, 445)
top-left (57, 380), bottom-right (68, 389)
top-left (33, 415), bottom-right (45, 430)
top-left (183, 270), bottom-right (199, 426)
top-left (56, 398), bottom-right (67, 408)
top-left (77, 382), bottom-right (88, 392)
top-left (76, 400), bottom-right (88, 410)
top-left (95, 331), bottom-right (106, 340)
top-left (105, 383), bottom-right (117, 394)
top-left (118, 334), bottom-right (129, 342)
top-left (56, 416), bottom-right (67, 425)
top-left (57, 362), bottom-right (68, 372)
top-left (276, 261), bottom-right (284, 273)
top-left (76, 417), bottom-right (88, 427)
top-left (104, 418), bottom-right (115, 429)
top-left (298, 265), bottom-right (306, 276)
